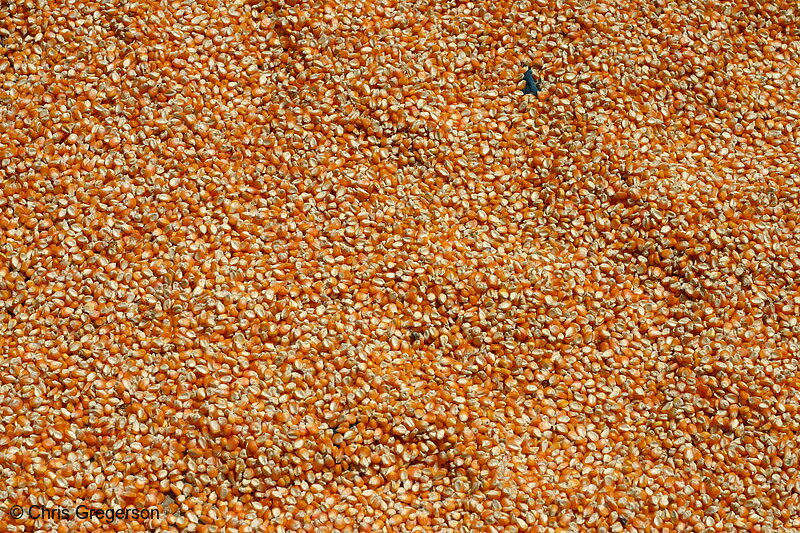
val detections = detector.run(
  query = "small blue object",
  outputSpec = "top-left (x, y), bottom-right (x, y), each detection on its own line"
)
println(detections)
top-left (522, 68), bottom-right (539, 95)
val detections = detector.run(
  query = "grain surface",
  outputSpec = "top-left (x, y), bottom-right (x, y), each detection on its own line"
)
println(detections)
top-left (1, 0), bottom-right (799, 532)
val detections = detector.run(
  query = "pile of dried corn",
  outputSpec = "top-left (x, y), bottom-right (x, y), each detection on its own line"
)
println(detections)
top-left (1, 0), bottom-right (799, 531)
